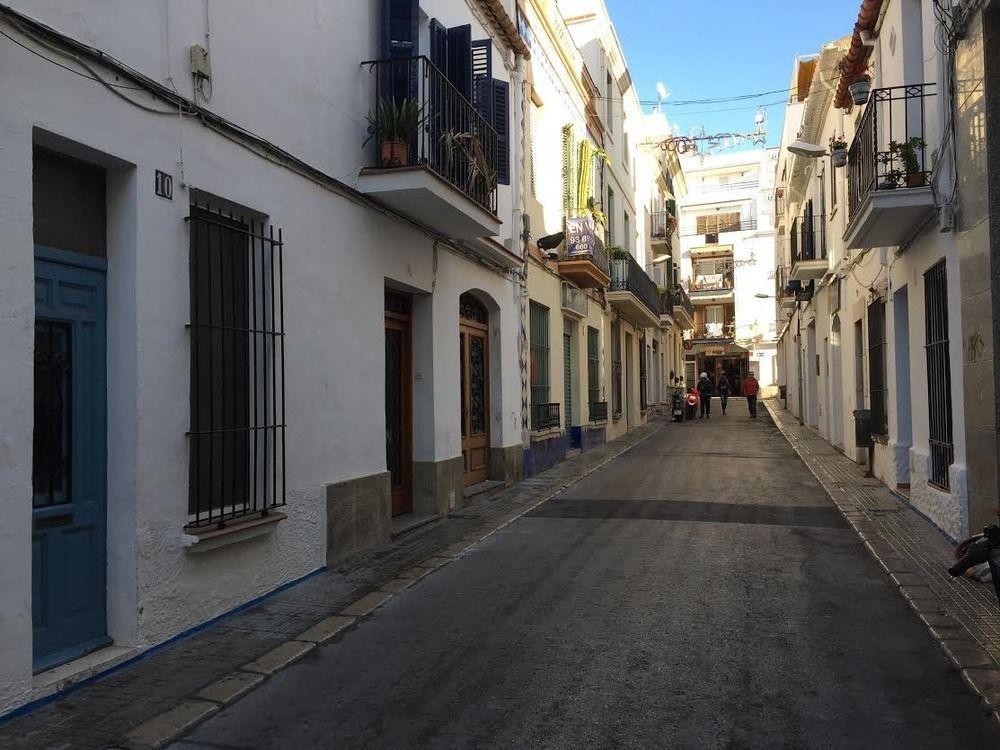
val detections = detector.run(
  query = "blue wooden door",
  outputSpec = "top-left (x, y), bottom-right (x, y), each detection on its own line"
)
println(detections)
top-left (32, 248), bottom-right (109, 671)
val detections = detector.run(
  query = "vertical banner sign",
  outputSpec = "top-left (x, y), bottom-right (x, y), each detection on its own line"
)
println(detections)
top-left (565, 215), bottom-right (596, 257)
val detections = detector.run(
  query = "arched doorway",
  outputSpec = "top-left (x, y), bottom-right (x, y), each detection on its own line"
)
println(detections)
top-left (459, 293), bottom-right (490, 486)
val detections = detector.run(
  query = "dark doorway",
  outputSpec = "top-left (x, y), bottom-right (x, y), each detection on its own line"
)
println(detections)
top-left (385, 291), bottom-right (413, 516)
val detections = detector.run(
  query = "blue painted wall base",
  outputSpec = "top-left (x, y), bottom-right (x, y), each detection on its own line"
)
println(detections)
top-left (523, 433), bottom-right (567, 477)
top-left (579, 425), bottom-right (606, 453)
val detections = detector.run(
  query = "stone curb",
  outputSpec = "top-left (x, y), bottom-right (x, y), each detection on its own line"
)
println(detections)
top-left (764, 402), bottom-right (1000, 726)
top-left (123, 420), bottom-right (666, 748)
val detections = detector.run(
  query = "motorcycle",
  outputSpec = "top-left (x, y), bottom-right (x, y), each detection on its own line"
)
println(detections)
top-left (684, 389), bottom-right (699, 421)
top-left (949, 524), bottom-right (1000, 607)
top-left (671, 390), bottom-right (684, 422)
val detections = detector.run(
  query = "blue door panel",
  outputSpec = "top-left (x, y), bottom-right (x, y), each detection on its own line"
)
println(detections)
top-left (32, 250), bottom-right (108, 671)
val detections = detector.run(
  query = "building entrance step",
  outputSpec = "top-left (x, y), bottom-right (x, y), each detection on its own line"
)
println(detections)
top-left (462, 479), bottom-right (505, 501)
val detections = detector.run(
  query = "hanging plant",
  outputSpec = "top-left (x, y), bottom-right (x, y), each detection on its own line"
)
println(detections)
top-left (849, 73), bottom-right (872, 105)
top-left (830, 135), bottom-right (849, 168)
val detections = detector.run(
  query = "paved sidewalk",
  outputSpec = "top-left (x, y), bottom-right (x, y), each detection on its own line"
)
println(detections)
top-left (767, 401), bottom-right (1000, 720)
top-left (0, 421), bottom-right (662, 749)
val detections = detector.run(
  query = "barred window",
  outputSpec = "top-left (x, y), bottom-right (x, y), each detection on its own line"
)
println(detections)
top-left (924, 260), bottom-right (954, 489)
top-left (529, 302), bottom-right (551, 430)
top-left (587, 327), bottom-right (600, 409)
top-left (867, 300), bottom-right (888, 435)
top-left (188, 202), bottom-right (286, 527)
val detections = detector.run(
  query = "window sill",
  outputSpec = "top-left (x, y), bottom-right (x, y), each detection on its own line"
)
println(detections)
top-left (182, 511), bottom-right (287, 554)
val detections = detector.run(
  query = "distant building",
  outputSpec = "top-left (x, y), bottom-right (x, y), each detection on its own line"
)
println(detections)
top-left (678, 149), bottom-right (780, 395)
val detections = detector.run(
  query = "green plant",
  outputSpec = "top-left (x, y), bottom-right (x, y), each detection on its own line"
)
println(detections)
top-left (440, 130), bottom-right (497, 193)
top-left (889, 137), bottom-right (926, 175)
top-left (363, 97), bottom-right (424, 147)
top-left (829, 135), bottom-right (848, 151)
top-left (606, 245), bottom-right (629, 260)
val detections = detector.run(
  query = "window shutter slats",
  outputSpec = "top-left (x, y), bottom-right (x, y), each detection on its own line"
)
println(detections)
top-left (429, 18), bottom-right (448, 73)
top-left (447, 25), bottom-right (472, 100)
top-left (492, 78), bottom-right (510, 186)
top-left (471, 39), bottom-right (493, 120)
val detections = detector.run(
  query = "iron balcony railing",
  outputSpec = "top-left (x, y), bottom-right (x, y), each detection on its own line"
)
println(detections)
top-left (650, 210), bottom-right (677, 241)
top-left (659, 289), bottom-right (673, 316)
top-left (671, 284), bottom-right (694, 321)
top-left (560, 228), bottom-right (611, 277)
top-left (790, 213), bottom-right (827, 264)
top-left (690, 260), bottom-right (735, 293)
top-left (693, 322), bottom-right (736, 341)
top-left (848, 83), bottom-right (936, 219)
top-left (689, 179), bottom-right (760, 194)
top-left (589, 401), bottom-right (608, 423)
top-left (560, 282), bottom-right (588, 317)
top-left (363, 56), bottom-right (499, 214)
top-left (531, 402), bottom-right (561, 431)
top-left (776, 265), bottom-right (795, 299)
top-left (609, 252), bottom-right (660, 319)
top-left (680, 218), bottom-right (758, 237)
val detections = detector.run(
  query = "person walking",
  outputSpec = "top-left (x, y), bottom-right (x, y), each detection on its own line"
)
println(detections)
top-left (716, 371), bottom-right (732, 415)
top-left (697, 371), bottom-right (713, 419)
top-left (743, 370), bottom-right (760, 418)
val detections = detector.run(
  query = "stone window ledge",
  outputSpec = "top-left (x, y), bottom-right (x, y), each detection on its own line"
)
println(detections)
top-left (182, 512), bottom-right (287, 554)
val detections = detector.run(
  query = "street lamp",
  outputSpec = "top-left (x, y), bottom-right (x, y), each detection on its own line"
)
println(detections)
top-left (754, 292), bottom-right (775, 299)
top-left (652, 253), bottom-right (671, 264)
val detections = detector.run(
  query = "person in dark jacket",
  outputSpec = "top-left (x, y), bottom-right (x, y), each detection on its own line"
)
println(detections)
top-left (716, 372), bottom-right (732, 415)
top-left (697, 371), bottom-right (713, 419)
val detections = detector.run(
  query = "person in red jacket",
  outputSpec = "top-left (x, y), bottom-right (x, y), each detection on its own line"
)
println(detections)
top-left (743, 371), bottom-right (760, 417)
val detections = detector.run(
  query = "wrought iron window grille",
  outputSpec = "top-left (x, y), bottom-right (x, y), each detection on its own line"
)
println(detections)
top-left (186, 202), bottom-right (286, 529)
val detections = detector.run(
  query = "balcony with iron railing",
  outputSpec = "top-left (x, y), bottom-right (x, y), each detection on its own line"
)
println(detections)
top-left (607, 251), bottom-right (662, 327)
top-left (358, 56), bottom-right (503, 241)
top-left (589, 401), bottom-right (608, 424)
top-left (845, 83), bottom-right (937, 250)
top-left (789, 213), bottom-right (828, 281)
top-left (554, 217), bottom-right (611, 289)
top-left (689, 261), bottom-right (735, 296)
top-left (650, 209), bottom-right (677, 246)
top-left (692, 321), bottom-right (736, 342)
top-left (560, 281), bottom-right (588, 319)
top-left (680, 218), bottom-right (758, 237)
top-left (776, 265), bottom-right (798, 309)
top-left (670, 284), bottom-right (695, 329)
top-left (531, 402), bottom-right (561, 431)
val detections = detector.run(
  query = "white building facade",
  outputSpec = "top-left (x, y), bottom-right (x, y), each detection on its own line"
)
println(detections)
top-left (678, 149), bottom-right (780, 395)
top-left (0, 0), bottom-right (529, 715)
top-left (774, 0), bottom-right (974, 541)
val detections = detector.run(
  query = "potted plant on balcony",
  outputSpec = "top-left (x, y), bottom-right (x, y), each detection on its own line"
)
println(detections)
top-left (830, 136), bottom-right (849, 168)
top-left (440, 129), bottom-right (498, 197)
top-left (363, 97), bottom-right (423, 168)
top-left (849, 73), bottom-right (872, 105)
top-left (889, 137), bottom-right (927, 187)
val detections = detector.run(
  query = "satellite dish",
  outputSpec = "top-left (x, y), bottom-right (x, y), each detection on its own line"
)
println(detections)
top-left (787, 139), bottom-right (826, 158)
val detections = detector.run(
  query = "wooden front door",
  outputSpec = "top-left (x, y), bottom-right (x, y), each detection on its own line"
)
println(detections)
top-left (460, 294), bottom-right (490, 486)
top-left (33, 249), bottom-right (109, 671)
top-left (385, 292), bottom-right (412, 516)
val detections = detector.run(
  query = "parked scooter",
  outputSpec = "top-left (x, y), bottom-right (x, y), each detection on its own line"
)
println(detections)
top-left (684, 389), bottom-right (699, 421)
top-left (671, 390), bottom-right (685, 422)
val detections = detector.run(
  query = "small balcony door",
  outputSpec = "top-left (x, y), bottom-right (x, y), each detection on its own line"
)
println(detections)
top-left (460, 294), bottom-right (490, 486)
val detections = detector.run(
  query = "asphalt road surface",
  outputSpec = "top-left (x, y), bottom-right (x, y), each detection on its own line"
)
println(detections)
top-left (175, 401), bottom-right (1000, 749)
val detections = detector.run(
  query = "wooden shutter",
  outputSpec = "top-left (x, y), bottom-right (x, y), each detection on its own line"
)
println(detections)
top-left (429, 19), bottom-right (448, 73)
top-left (381, 0), bottom-right (418, 100)
top-left (381, 0), bottom-right (418, 58)
top-left (471, 39), bottom-right (492, 120)
top-left (492, 78), bottom-right (510, 185)
top-left (447, 25), bottom-right (472, 100)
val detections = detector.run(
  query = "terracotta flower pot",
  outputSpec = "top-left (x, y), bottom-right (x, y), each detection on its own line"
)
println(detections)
top-left (906, 172), bottom-right (926, 188)
top-left (831, 148), bottom-right (848, 168)
top-left (380, 140), bottom-right (408, 167)
top-left (849, 79), bottom-right (871, 105)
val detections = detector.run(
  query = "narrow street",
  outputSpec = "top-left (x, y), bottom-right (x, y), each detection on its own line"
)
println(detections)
top-left (174, 403), bottom-right (1000, 749)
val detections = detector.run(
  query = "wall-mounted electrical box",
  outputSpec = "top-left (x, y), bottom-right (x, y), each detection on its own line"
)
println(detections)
top-left (189, 44), bottom-right (211, 79)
